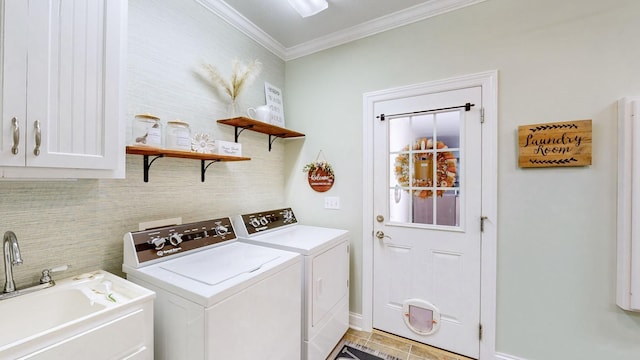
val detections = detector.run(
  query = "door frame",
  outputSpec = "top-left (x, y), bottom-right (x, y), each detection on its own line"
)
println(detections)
top-left (361, 70), bottom-right (498, 359)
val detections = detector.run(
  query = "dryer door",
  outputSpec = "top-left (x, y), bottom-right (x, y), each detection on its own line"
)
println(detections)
top-left (311, 241), bottom-right (349, 327)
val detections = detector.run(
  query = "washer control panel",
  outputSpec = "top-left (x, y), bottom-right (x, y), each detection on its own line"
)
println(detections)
top-left (125, 217), bottom-right (236, 265)
top-left (238, 208), bottom-right (297, 235)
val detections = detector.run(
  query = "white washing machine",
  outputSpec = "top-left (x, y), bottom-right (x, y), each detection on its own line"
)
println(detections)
top-left (234, 208), bottom-right (350, 360)
top-left (122, 217), bottom-right (302, 360)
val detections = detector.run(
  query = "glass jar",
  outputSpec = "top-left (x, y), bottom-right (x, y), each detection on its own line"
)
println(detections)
top-left (166, 120), bottom-right (191, 151)
top-left (132, 113), bottom-right (162, 147)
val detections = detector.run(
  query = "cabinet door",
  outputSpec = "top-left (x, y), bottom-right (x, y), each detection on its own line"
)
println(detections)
top-left (25, 0), bottom-right (125, 170)
top-left (0, 0), bottom-right (28, 167)
top-left (18, 309), bottom-right (151, 360)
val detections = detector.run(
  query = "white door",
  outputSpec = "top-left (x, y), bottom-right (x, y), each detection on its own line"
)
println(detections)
top-left (372, 86), bottom-right (482, 358)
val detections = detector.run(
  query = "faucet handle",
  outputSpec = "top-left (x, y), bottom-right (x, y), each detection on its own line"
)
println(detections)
top-left (40, 265), bottom-right (71, 284)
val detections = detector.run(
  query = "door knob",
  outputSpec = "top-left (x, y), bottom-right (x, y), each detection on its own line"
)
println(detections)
top-left (376, 215), bottom-right (384, 223)
top-left (375, 230), bottom-right (385, 240)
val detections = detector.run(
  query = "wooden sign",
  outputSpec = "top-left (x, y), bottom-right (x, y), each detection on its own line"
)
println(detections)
top-left (307, 167), bottom-right (334, 192)
top-left (518, 119), bottom-right (592, 168)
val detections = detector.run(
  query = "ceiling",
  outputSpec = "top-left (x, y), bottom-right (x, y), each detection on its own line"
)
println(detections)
top-left (196, 0), bottom-right (486, 60)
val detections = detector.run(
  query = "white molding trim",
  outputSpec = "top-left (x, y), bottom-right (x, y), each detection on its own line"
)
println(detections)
top-left (362, 70), bottom-right (498, 359)
top-left (349, 312), bottom-right (365, 331)
top-left (194, 0), bottom-right (287, 59)
top-left (285, 0), bottom-right (486, 60)
top-left (496, 353), bottom-right (528, 360)
top-left (617, 96), bottom-right (640, 312)
top-left (197, 0), bottom-right (486, 60)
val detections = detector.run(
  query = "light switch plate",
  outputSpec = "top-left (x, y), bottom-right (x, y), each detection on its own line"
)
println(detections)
top-left (324, 196), bottom-right (340, 210)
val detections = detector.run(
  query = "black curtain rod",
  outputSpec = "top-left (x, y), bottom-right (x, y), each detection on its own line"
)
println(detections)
top-left (376, 102), bottom-right (474, 121)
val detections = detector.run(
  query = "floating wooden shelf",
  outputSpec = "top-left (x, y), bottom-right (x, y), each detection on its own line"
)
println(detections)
top-left (126, 145), bottom-right (250, 182)
top-left (217, 117), bottom-right (305, 151)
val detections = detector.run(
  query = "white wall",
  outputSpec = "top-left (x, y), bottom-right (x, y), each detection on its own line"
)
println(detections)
top-left (0, 0), bottom-right (286, 288)
top-left (3, 0), bottom-right (639, 358)
top-left (283, 0), bottom-right (640, 358)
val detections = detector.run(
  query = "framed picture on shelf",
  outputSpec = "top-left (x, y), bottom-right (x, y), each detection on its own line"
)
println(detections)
top-left (265, 82), bottom-right (285, 128)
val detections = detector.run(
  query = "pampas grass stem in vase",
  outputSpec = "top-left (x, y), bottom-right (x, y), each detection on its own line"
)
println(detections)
top-left (201, 59), bottom-right (262, 118)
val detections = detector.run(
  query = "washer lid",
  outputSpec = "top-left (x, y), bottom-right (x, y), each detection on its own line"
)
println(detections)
top-left (160, 242), bottom-right (280, 286)
top-left (240, 225), bottom-right (349, 255)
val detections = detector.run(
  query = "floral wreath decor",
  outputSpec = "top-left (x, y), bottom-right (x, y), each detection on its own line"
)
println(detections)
top-left (303, 150), bottom-right (335, 192)
top-left (302, 160), bottom-right (333, 177)
top-left (394, 138), bottom-right (457, 199)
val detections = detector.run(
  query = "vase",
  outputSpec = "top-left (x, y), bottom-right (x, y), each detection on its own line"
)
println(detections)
top-left (228, 99), bottom-right (240, 118)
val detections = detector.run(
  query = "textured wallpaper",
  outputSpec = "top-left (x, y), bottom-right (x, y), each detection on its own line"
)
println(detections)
top-left (0, 0), bottom-right (287, 288)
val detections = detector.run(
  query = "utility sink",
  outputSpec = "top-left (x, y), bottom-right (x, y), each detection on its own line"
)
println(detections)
top-left (0, 270), bottom-right (155, 359)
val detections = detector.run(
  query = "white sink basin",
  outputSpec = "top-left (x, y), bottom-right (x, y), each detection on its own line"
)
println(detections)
top-left (0, 270), bottom-right (155, 359)
top-left (0, 288), bottom-right (107, 346)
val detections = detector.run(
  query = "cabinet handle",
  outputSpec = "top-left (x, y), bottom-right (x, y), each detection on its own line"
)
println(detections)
top-left (11, 117), bottom-right (19, 155)
top-left (33, 120), bottom-right (41, 156)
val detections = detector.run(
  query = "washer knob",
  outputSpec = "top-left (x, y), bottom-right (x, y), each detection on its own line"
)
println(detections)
top-left (249, 218), bottom-right (261, 228)
top-left (259, 216), bottom-right (269, 225)
top-left (283, 210), bottom-right (294, 223)
top-left (215, 224), bottom-right (229, 236)
top-left (149, 237), bottom-right (166, 250)
top-left (169, 233), bottom-right (183, 246)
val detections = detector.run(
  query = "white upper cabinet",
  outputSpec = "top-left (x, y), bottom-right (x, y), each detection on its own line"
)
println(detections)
top-left (0, 0), bottom-right (126, 178)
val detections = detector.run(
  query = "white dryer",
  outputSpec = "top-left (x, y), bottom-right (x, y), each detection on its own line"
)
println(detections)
top-left (122, 217), bottom-right (302, 360)
top-left (234, 208), bottom-right (350, 360)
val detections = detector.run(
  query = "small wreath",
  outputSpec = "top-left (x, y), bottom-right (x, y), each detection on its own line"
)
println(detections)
top-left (302, 161), bottom-right (333, 177)
top-left (303, 160), bottom-right (335, 192)
top-left (394, 138), bottom-right (457, 198)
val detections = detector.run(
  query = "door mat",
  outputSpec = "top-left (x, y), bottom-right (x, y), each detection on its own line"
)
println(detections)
top-left (333, 341), bottom-right (402, 360)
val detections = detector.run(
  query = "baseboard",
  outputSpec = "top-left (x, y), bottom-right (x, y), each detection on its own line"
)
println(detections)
top-left (349, 311), bottom-right (365, 331)
top-left (495, 352), bottom-right (528, 360)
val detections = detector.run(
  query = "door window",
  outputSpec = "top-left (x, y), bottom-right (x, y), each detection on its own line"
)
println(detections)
top-left (388, 110), bottom-right (462, 227)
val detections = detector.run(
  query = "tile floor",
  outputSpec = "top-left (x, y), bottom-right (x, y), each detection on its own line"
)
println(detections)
top-left (327, 328), bottom-right (475, 360)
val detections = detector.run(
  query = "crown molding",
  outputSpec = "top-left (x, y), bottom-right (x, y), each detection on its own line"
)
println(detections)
top-left (197, 0), bottom-right (486, 61)
top-left (195, 0), bottom-right (288, 59)
top-left (285, 0), bottom-right (486, 60)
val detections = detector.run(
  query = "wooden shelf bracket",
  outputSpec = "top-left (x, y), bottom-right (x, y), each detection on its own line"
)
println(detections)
top-left (143, 154), bottom-right (164, 183)
top-left (234, 124), bottom-right (254, 142)
top-left (126, 146), bottom-right (250, 183)
top-left (217, 117), bottom-right (305, 152)
top-left (269, 134), bottom-right (288, 151)
top-left (201, 159), bottom-right (221, 182)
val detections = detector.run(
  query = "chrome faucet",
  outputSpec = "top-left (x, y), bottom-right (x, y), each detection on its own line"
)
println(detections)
top-left (3, 231), bottom-right (23, 293)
